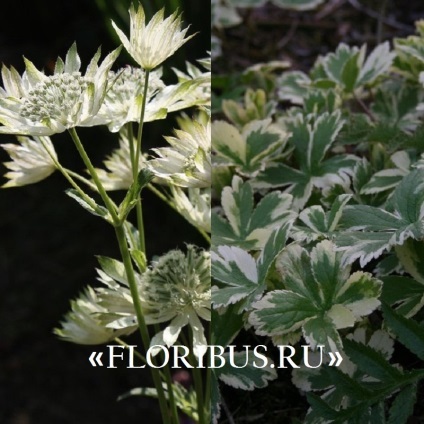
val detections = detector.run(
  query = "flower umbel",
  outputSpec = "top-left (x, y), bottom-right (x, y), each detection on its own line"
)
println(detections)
top-left (54, 286), bottom-right (130, 345)
top-left (1, 136), bottom-right (57, 187)
top-left (148, 114), bottom-right (211, 188)
top-left (95, 247), bottom-right (211, 357)
top-left (0, 43), bottom-right (121, 135)
top-left (112, 5), bottom-right (195, 70)
top-left (142, 246), bottom-right (211, 357)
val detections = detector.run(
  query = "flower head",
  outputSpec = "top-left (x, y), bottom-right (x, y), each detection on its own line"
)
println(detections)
top-left (148, 114), bottom-right (211, 188)
top-left (54, 286), bottom-right (131, 345)
top-left (112, 5), bottom-right (195, 70)
top-left (1, 135), bottom-right (57, 187)
top-left (95, 247), bottom-right (210, 357)
top-left (0, 43), bottom-right (121, 135)
top-left (142, 246), bottom-right (211, 357)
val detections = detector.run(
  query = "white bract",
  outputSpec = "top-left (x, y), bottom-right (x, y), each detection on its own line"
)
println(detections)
top-left (0, 43), bottom-right (121, 135)
top-left (1, 136), bottom-right (57, 187)
top-left (54, 286), bottom-right (130, 345)
top-left (96, 64), bottom-right (209, 132)
top-left (112, 5), bottom-right (195, 71)
top-left (148, 115), bottom-right (211, 188)
top-left (171, 186), bottom-right (211, 233)
top-left (144, 246), bottom-right (211, 358)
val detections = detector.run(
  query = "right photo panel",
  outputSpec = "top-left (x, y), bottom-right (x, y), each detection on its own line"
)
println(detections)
top-left (211, 1), bottom-right (424, 423)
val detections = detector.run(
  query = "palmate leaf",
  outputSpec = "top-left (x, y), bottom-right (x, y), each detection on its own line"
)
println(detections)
top-left (211, 222), bottom-right (292, 311)
top-left (360, 151), bottom-right (411, 195)
top-left (293, 328), bottom-right (395, 393)
top-left (371, 79), bottom-right (424, 133)
top-left (249, 240), bottom-right (382, 351)
top-left (319, 42), bottom-right (395, 93)
top-left (212, 175), bottom-right (296, 249)
top-left (302, 318), bottom-right (424, 424)
top-left (253, 111), bottom-right (358, 209)
top-left (394, 20), bottom-right (424, 79)
top-left (293, 194), bottom-right (352, 242)
top-left (212, 118), bottom-right (288, 177)
top-left (216, 351), bottom-right (277, 390)
top-left (336, 168), bottom-right (424, 267)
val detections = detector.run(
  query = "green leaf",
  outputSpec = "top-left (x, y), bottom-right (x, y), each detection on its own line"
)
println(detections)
top-left (388, 384), bottom-right (417, 424)
top-left (382, 303), bottom-right (424, 361)
top-left (65, 189), bottom-right (111, 221)
top-left (212, 176), bottom-right (295, 249)
top-left (337, 169), bottom-right (424, 266)
top-left (250, 241), bottom-right (381, 351)
top-left (215, 351), bottom-right (277, 390)
top-left (254, 112), bottom-right (357, 209)
top-left (212, 119), bottom-right (287, 177)
top-left (343, 338), bottom-right (403, 382)
top-left (211, 305), bottom-right (244, 347)
top-left (382, 274), bottom-right (424, 318)
top-left (212, 223), bottom-right (292, 310)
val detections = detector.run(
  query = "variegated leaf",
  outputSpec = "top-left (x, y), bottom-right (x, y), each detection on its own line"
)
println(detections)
top-left (337, 169), bottom-right (424, 266)
top-left (212, 175), bottom-right (295, 248)
top-left (249, 241), bottom-right (382, 351)
top-left (212, 119), bottom-right (287, 177)
top-left (212, 223), bottom-right (292, 310)
top-left (253, 112), bottom-right (358, 209)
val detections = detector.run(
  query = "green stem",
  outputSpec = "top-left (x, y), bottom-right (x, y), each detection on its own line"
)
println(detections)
top-left (182, 331), bottom-right (206, 424)
top-left (133, 70), bottom-right (150, 252)
top-left (115, 224), bottom-right (171, 424)
top-left (154, 324), bottom-right (180, 424)
top-left (38, 136), bottom-right (98, 211)
top-left (203, 324), bottom-right (211, 422)
top-left (68, 127), bottom-right (120, 224)
top-left (64, 168), bottom-right (98, 191)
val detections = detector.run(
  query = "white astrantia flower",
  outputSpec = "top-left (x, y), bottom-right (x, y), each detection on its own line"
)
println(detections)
top-left (95, 126), bottom-right (148, 190)
top-left (112, 4), bottom-right (195, 71)
top-left (96, 247), bottom-right (210, 358)
top-left (142, 246), bottom-right (211, 358)
top-left (54, 286), bottom-right (131, 345)
top-left (1, 135), bottom-right (57, 187)
top-left (96, 66), bottom-right (166, 132)
top-left (170, 186), bottom-right (211, 233)
top-left (95, 65), bottom-right (208, 132)
top-left (0, 43), bottom-right (121, 136)
top-left (148, 114), bottom-right (211, 188)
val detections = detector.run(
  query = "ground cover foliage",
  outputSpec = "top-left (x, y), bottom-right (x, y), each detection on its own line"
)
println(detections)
top-left (212, 1), bottom-right (424, 422)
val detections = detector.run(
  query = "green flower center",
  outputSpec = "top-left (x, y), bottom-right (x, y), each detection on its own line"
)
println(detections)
top-left (20, 72), bottom-right (89, 125)
top-left (142, 247), bottom-right (210, 314)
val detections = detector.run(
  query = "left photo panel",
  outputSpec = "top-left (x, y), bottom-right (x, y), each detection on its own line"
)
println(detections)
top-left (0, 1), bottom-right (211, 423)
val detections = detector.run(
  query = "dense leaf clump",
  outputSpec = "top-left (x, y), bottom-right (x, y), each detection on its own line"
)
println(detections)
top-left (212, 16), bottom-right (424, 424)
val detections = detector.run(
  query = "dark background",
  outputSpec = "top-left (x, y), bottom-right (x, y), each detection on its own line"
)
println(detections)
top-left (0, 1), bottom-right (210, 423)
top-left (213, 0), bottom-right (424, 423)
